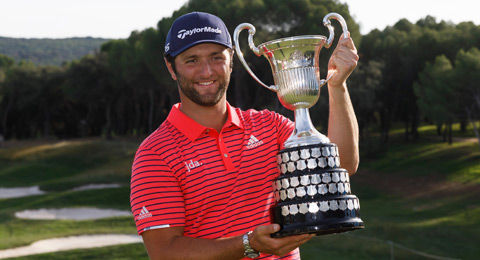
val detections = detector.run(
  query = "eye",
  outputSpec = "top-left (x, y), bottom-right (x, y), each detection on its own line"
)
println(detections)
top-left (186, 58), bottom-right (197, 64)
top-left (212, 55), bottom-right (225, 62)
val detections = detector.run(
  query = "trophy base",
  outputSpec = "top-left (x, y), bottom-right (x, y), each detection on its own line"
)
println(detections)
top-left (271, 198), bottom-right (364, 238)
top-left (271, 143), bottom-right (364, 237)
top-left (271, 219), bottom-right (364, 238)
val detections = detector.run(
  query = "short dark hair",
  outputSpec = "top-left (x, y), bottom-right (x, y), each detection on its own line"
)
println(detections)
top-left (165, 54), bottom-right (177, 73)
top-left (165, 48), bottom-right (234, 75)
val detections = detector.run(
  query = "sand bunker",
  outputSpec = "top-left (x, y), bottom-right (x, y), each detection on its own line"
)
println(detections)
top-left (15, 207), bottom-right (132, 221)
top-left (0, 186), bottom-right (46, 199)
top-left (71, 183), bottom-right (121, 191)
top-left (0, 234), bottom-right (142, 259)
top-left (1, 184), bottom-right (136, 258)
top-left (0, 184), bottom-right (121, 199)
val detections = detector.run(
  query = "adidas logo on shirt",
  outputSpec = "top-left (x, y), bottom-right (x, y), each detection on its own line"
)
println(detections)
top-left (246, 135), bottom-right (264, 149)
top-left (136, 206), bottom-right (152, 220)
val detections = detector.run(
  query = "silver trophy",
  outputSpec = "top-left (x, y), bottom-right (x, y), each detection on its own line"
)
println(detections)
top-left (234, 13), bottom-right (364, 237)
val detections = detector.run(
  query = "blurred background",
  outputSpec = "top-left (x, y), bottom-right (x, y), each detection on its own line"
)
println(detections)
top-left (0, 0), bottom-right (479, 259)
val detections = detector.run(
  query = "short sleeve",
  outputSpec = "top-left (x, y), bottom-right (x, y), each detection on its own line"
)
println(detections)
top-left (270, 111), bottom-right (295, 147)
top-left (130, 146), bottom-right (186, 235)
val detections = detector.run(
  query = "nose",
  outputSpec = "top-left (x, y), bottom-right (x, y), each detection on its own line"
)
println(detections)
top-left (198, 60), bottom-right (213, 77)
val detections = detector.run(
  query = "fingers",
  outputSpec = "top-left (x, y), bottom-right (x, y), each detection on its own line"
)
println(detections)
top-left (338, 32), bottom-right (356, 50)
top-left (256, 223), bottom-right (280, 235)
top-left (269, 233), bottom-right (314, 256)
top-left (330, 37), bottom-right (358, 66)
top-left (328, 35), bottom-right (359, 87)
top-left (250, 225), bottom-right (314, 257)
top-left (329, 49), bottom-right (358, 72)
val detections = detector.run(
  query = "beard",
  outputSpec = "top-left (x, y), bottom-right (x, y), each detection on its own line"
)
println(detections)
top-left (176, 72), bottom-right (230, 107)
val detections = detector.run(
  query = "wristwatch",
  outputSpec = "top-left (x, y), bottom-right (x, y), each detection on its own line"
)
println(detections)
top-left (243, 231), bottom-right (260, 258)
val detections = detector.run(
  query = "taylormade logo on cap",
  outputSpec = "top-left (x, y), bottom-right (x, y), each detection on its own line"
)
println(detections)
top-left (164, 12), bottom-right (232, 57)
top-left (177, 26), bottom-right (223, 39)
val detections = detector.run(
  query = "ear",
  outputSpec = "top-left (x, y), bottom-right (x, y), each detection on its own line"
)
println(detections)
top-left (164, 58), bottom-right (177, 81)
top-left (229, 50), bottom-right (235, 73)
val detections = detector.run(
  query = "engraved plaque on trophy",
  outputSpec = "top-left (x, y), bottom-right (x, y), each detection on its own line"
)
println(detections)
top-left (234, 13), bottom-right (364, 237)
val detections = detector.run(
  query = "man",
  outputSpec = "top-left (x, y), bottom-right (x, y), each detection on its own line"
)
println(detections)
top-left (131, 12), bottom-right (359, 259)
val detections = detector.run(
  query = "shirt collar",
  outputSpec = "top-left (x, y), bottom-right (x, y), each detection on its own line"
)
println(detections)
top-left (167, 102), bottom-right (244, 141)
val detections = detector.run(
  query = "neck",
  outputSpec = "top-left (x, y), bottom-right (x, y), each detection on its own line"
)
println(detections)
top-left (179, 98), bottom-right (228, 133)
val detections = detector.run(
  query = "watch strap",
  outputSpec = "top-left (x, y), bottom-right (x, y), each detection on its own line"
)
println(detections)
top-left (243, 231), bottom-right (260, 258)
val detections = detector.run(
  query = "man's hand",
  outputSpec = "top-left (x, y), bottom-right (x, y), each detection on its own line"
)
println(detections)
top-left (142, 224), bottom-right (313, 260)
top-left (327, 33), bottom-right (359, 88)
top-left (324, 32), bottom-right (360, 174)
top-left (249, 224), bottom-right (314, 257)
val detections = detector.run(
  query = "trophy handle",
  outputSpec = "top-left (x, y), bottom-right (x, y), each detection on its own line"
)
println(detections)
top-left (323, 13), bottom-right (349, 48)
top-left (321, 13), bottom-right (349, 85)
top-left (233, 23), bottom-right (279, 92)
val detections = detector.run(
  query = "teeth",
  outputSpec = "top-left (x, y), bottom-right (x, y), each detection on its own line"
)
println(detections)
top-left (198, 81), bottom-right (214, 85)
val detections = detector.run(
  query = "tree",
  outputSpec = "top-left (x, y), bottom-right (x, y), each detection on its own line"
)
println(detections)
top-left (359, 16), bottom-right (480, 146)
top-left (0, 62), bottom-right (40, 138)
top-left (36, 66), bottom-right (67, 137)
top-left (453, 47), bottom-right (480, 146)
top-left (414, 55), bottom-right (455, 143)
top-left (349, 59), bottom-right (384, 153)
top-left (0, 54), bottom-right (15, 138)
top-left (63, 53), bottom-right (112, 138)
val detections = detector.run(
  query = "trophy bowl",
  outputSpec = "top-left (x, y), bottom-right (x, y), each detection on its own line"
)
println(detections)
top-left (255, 36), bottom-right (326, 111)
top-left (234, 13), bottom-right (364, 237)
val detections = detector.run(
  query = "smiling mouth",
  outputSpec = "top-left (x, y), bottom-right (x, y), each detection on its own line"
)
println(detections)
top-left (197, 81), bottom-right (215, 86)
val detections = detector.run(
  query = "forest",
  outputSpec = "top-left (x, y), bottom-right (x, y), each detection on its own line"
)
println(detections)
top-left (0, 37), bottom-right (109, 66)
top-left (0, 0), bottom-right (479, 152)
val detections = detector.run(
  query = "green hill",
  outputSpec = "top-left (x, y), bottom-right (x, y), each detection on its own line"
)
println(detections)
top-left (0, 128), bottom-right (478, 259)
top-left (0, 37), bottom-right (111, 66)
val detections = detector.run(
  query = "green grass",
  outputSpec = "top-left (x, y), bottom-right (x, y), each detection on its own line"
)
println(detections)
top-left (0, 139), bottom-right (137, 191)
top-left (0, 131), bottom-right (479, 259)
top-left (298, 186), bottom-right (479, 259)
top-left (0, 137), bottom-right (147, 258)
top-left (389, 121), bottom-right (479, 137)
top-left (0, 217), bottom-right (136, 250)
top-left (361, 139), bottom-right (480, 183)
top-left (303, 124), bottom-right (479, 260)
top-left (9, 243), bottom-right (149, 260)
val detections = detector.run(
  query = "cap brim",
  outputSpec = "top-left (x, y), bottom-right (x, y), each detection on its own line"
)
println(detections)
top-left (169, 40), bottom-right (232, 57)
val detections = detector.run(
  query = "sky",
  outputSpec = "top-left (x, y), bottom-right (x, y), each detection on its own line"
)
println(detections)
top-left (1, 0), bottom-right (479, 39)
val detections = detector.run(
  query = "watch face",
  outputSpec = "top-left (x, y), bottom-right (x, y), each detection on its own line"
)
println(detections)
top-left (246, 252), bottom-right (260, 258)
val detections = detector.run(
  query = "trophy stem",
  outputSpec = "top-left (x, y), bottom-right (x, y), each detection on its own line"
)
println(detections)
top-left (284, 108), bottom-right (330, 148)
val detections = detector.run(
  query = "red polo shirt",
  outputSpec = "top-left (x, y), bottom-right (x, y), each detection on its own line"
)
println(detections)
top-left (130, 103), bottom-right (299, 259)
